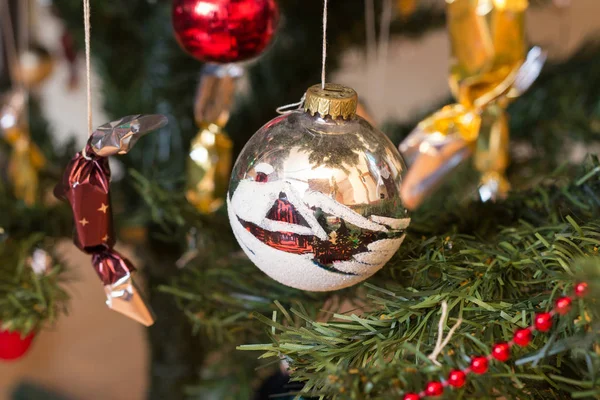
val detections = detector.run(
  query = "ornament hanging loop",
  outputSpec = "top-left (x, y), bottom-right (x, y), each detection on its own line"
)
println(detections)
top-left (275, 93), bottom-right (306, 115)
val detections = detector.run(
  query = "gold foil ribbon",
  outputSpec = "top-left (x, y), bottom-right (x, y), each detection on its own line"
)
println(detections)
top-left (186, 64), bottom-right (242, 214)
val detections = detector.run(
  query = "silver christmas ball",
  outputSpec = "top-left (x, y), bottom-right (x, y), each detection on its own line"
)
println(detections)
top-left (227, 84), bottom-right (410, 291)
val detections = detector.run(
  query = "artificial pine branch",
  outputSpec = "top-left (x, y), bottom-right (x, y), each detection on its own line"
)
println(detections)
top-left (0, 235), bottom-right (70, 334)
top-left (238, 160), bottom-right (600, 399)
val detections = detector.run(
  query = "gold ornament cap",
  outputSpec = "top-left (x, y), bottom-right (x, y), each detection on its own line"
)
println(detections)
top-left (304, 83), bottom-right (358, 120)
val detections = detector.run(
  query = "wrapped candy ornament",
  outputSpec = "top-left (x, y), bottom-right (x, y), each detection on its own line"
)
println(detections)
top-left (55, 115), bottom-right (167, 325)
top-left (186, 64), bottom-right (242, 213)
top-left (399, 0), bottom-right (545, 209)
top-left (228, 84), bottom-right (410, 291)
top-left (0, 90), bottom-right (46, 205)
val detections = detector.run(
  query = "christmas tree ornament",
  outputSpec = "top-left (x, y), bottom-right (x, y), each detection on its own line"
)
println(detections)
top-left (15, 43), bottom-right (55, 88)
top-left (396, 0), bottom-right (417, 18)
top-left (227, 83), bottom-right (410, 291)
top-left (0, 90), bottom-right (46, 205)
top-left (55, 115), bottom-right (167, 325)
top-left (0, 327), bottom-right (36, 361)
top-left (186, 64), bottom-right (242, 213)
top-left (399, 0), bottom-right (545, 209)
top-left (172, 0), bottom-right (279, 63)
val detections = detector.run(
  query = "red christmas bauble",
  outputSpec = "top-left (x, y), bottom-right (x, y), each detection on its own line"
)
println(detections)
top-left (172, 0), bottom-right (279, 63)
top-left (0, 328), bottom-right (36, 361)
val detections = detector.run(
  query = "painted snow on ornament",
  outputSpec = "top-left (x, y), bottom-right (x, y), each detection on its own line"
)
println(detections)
top-left (228, 162), bottom-right (410, 291)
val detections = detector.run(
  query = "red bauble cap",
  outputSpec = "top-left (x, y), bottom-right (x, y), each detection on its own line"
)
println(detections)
top-left (172, 0), bottom-right (279, 63)
top-left (0, 328), bottom-right (36, 361)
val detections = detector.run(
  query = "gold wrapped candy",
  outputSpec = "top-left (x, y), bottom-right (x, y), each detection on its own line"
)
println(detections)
top-left (399, 0), bottom-right (545, 209)
top-left (1, 90), bottom-right (46, 205)
top-left (186, 64), bottom-right (242, 214)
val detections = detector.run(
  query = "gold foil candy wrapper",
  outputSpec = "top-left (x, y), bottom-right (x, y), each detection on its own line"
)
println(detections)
top-left (186, 64), bottom-right (241, 214)
top-left (475, 105), bottom-right (511, 201)
top-left (194, 64), bottom-right (243, 127)
top-left (447, 0), bottom-right (528, 107)
top-left (186, 123), bottom-right (233, 213)
top-left (398, 0), bottom-right (545, 209)
top-left (8, 137), bottom-right (39, 205)
top-left (399, 105), bottom-right (477, 210)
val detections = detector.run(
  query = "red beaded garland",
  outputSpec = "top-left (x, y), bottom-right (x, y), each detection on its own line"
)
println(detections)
top-left (555, 297), bottom-right (572, 315)
top-left (470, 356), bottom-right (489, 374)
top-left (172, 0), bottom-right (279, 63)
top-left (403, 393), bottom-right (420, 400)
top-left (448, 369), bottom-right (467, 388)
top-left (513, 328), bottom-right (532, 347)
top-left (574, 282), bottom-right (588, 298)
top-left (492, 342), bottom-right (511, 362)
top-left (425, 381), bottom-right (444, 397)
top-left (534, 312), bottom-right (553, 332)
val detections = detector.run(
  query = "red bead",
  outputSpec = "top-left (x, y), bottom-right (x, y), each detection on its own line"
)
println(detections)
top-left (534, 312), bottom-right (553, 332)
top-left (513, 328), bottom-right (532, 347)
top-left (555, 297), bottom-right (572, 315)
top-left (403, 394), bottom-right (420, 400)
top-left (448, 369), bottom-right (467, 388)
top-left (425, 381), bottom-right (444, 397)
top-left (172, 0), bottom-right (279, 63)
top-left (470, 356), bottom-right (489, 374)
top-left (574, 282), bottom-right (588, 298)
top-left (492, 343), bottom-right (511, 362)
top-left (0, 327), bottom-right (36, 361)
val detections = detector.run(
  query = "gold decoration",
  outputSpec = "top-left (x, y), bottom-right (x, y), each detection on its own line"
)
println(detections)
top-left (399, 0), bottom-right (545, 209)
top-left (396, 0), bottom-right (418, 18)
top-left (15, 44), bottom-right (54, 88)
top-left (186, 65), bottom-right (241, 214)
top-left (1, 91), bottom-right (46, 205)
top-left (186, 123), bottom-right (233, 213)
top-left (304, 83), bottom-right (358, 120)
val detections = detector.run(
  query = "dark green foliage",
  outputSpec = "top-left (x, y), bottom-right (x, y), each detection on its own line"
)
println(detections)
top-left (0, 235), bottom-right (69, 334)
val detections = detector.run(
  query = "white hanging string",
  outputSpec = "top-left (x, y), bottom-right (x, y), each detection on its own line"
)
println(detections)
top-left (81, 0), bottom-right (92, 159)
top-left (275, 93), bottom-right (306, 115)
top-left (321, 0), bottom-right (328, 89)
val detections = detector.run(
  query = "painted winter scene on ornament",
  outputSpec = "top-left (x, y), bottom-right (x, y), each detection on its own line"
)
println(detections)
top-left (228, 107), bottom-right (410, 291)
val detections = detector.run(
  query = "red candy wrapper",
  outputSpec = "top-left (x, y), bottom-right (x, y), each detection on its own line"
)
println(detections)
top-left (54, 145), bottom-right (115, 252)
top-left (55, 144), bottom-right (155, 326)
